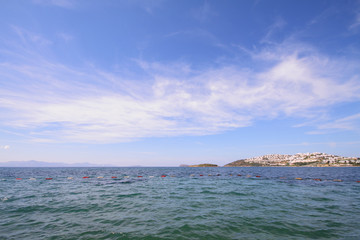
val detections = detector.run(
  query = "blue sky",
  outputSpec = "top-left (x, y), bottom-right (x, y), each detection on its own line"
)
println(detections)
top-left (0, 0), bottom-right (360, 166)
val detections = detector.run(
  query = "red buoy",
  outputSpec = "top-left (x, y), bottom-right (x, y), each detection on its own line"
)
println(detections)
top-left (161, 175), bottom-right (166, 177)
top-left (137, 176), bottom-right (143, 178)
top-left (237, 174), bottom-right (242, 176)
top-left (45, 178), bottom-right (53, 180)
top-left (83, 176), bottom-right (89, 179)
top-left (313, 178), bottom-right (322, 181)
top-left (357, 181), bottom-right (360, 183)
top-left (256, 176), bottom-right (261, 178)
top-left (111, 176), bottom-right (117, 178)
top-left (199, 174), bottom-right (203, 176)
top-left (16, 178), bottom-right (22, 180)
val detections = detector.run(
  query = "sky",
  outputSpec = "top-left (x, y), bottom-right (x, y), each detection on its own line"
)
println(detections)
top-left (0, 0), bottom-right (360, 166)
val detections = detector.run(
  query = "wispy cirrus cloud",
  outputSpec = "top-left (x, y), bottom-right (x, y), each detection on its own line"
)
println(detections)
top-left (32, 0), bottom-right (74, 8)
top-left (192, 1), bottom-right (217, 22)
top-left (261, 17), bottom-right (287, 44)
top-left (349, 12), bottom-right (360, 30)
top-left (307, 113), bottom-right (360, 135)
top-left (57, 32), bottom-right (74, 42)
top-left (11, 25), bottom-right (52, 46)
top-left (0, 27), bottom-right (359, 143)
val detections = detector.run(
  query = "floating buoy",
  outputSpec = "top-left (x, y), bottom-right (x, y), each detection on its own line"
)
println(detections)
top-left (208, 174), bottom-right (212, 176)
top-left (217, 174), bottom-right (221, 176)
top-left (357, 181), bottom-right (360, 183)
top-left (137, 176), bottom-right (143, 178)
top-left (199, 174), bottom-right (203, 176)
top-left (190, 174), bottom-right (195, 177)
top-left (256, 176), bottom-right (261, 178)
top-left (45, 178), bottom-right (53, 180)
top-left (161, 175), bottom-right (166, 178)
top-left (97, 176), bottom-right (104, 179)
top-left (16, 178), bottom-right (22, 180)
top-left (295, 178), bottom-right (303, 180)
top-left (83, 176), bottom-right (89, 179)
top-left (313, 178), bottom-right (322, 181)
top-left (67, 177), bottom-right (73, 180)
top-left (237, 174), bottom-right (242, 176)
top-left (333, 179), bottom-right (342, 182)
top-left (111, 176), bottom-right (117, 179)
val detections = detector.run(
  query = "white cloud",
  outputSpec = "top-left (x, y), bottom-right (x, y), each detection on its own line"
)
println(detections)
top-left (0, 30), bottom-right (359, 143)
top-left (0, 145), bottom-right (10, 150)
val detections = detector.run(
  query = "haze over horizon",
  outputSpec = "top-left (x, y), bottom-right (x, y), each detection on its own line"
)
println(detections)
top-left (1, 0), bottom-right (360, 166)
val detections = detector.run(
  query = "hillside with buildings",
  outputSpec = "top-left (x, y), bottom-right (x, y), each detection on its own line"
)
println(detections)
top-left (225, 152), bottom-right (360, 167)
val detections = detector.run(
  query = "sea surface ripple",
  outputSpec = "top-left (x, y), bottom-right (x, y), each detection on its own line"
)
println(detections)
top-left (0, 167), bottom-right (359, 240)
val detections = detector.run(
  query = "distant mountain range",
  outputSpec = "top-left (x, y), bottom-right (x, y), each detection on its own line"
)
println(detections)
top-left (0, 160), bottom-right (114, 167)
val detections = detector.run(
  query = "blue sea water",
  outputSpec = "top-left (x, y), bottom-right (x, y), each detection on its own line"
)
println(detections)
top-left (0, 167), bottom-right (359, 240)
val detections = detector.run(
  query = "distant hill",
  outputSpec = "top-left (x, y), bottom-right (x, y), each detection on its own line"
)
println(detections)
top-left (0, 160), bottom-right (113, 167)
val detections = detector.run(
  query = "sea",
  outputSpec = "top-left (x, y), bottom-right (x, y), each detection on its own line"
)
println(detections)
top-left (0, 167), bottom-right (359, 240)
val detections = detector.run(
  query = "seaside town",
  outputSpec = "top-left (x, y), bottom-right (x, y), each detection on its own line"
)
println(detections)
top-left (224, 152), bottom-right (360, 167)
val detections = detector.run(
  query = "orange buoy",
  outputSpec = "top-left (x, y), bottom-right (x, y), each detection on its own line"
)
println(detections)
top-left (333, 179), bottom-right (342, 182)
top-left (313, 178), bottom-right (322, 181)
top-left (237, 174), bottom-right (242, 176)
top-left (16, 178), bottom-right (22, 180)
top-left (161, 175), bottom-right (166, 177)
top-left (256, 176), bottom-right (261, 178)
top-left (83, 176), bottom-right (89, 179)
top-left (111, 176), bottom-right (117, 178)
top-left (295, 178), bottom-right (303, 180)
top-left (45, 178), bottom-right (53, 180)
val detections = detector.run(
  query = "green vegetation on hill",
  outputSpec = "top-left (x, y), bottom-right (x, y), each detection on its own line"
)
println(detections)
top-left (224, 160), bottom-right (263, 167)
top-left (189, 163), bottom-right (218, 167)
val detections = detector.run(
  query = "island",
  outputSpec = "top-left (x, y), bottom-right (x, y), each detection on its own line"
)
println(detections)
top-left (189, 163), bottom-right (218, 167)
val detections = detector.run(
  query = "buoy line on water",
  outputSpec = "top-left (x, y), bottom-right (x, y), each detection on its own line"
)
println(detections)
top-left (8, 175), bottom-right (359, 182)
